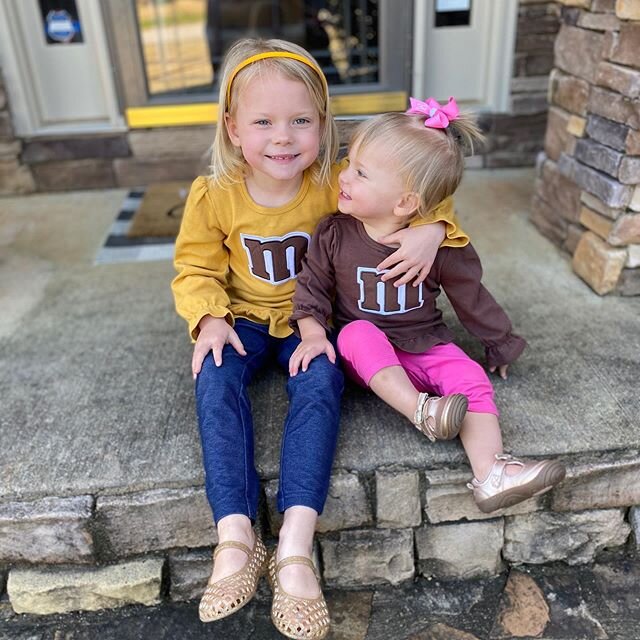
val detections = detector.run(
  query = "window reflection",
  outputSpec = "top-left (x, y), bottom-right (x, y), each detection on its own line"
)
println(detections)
top-left (135, 0), bottom-right (379, 98)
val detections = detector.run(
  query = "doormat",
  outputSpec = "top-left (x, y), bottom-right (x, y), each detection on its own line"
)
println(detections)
top-left (127, 181), bottom-right (190, 238)
top-left (95, 189), bottom-right (176, 265)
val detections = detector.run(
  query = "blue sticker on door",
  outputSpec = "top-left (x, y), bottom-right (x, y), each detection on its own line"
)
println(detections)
top-left (39, 0), bottom-right (84, 44)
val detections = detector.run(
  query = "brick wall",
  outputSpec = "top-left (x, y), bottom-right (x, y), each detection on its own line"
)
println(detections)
top-left (532, 0), bottom-right (640, 295)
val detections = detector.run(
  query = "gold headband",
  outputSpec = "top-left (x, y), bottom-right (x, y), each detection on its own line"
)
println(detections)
top-left (225, 51), bottom-right (328, 106)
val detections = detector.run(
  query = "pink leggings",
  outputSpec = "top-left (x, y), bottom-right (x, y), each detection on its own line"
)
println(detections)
top-left (337, 320), bottom-right (498, 415)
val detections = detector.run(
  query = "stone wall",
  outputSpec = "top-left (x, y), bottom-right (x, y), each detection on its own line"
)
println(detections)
top-left (1, 452), bottom-right (638, 615)
top-left (0, 1), bottom-right (560, 194)
top-left (532, 0), bottom-right (640, 295)
top-left (22, 127), bottom-right (213, 192)
top-left (0, 70), bottom-right (35, 195)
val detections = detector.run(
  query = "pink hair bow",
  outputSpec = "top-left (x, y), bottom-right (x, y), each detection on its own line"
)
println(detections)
top-left (406, 96), bottom-right (459, 129)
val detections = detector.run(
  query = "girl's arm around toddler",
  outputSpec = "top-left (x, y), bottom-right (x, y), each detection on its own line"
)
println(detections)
top-left (378, 196), bottom-right (467, 287)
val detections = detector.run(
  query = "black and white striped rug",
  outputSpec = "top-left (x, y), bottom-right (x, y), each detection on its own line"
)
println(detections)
top-left (95, 189), bottom-right (175, 265)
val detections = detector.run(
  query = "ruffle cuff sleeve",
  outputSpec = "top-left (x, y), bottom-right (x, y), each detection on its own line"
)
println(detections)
top-left (188, 306), bottom-right (233, 342)
top-left (289, 305), bottom-right (331, 336)
top-left (485, 333), bottom-right (527, 368)
top-left (410, 196), bottom-right (470, 248)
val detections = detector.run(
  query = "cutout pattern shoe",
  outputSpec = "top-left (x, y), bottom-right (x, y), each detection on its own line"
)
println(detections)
top-left (199, 535), bottom-right (268, 622)
top-left (468, 453), bottom-right (566, 514)
top-left (414, 392), bottom-right (468, 441)
top-left (268, 551), bottom-right (330, 639)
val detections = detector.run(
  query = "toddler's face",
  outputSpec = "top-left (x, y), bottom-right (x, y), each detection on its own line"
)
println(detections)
top-left (338, 142), bottom-right (408, 223)
top-left (225, 71), bottom-right (321, 191)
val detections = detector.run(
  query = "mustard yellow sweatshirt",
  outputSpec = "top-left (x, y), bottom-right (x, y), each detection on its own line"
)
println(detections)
top-left (172, 162), bottom-right (468, 340)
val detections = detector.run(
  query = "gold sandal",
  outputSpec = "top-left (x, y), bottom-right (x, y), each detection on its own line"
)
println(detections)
top-left (268, 551), bottom-right (330, 639)
top-left (199, 535), bottom-right (268, 622)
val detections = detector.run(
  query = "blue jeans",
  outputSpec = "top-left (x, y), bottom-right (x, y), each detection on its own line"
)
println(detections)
top-left (195, 319), bottom-right (344, 524)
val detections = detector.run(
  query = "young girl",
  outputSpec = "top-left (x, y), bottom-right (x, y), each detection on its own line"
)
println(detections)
top-left (172, 40), bottom-right (465, 639)
top-left (289, 98), bottom-right (566, 516)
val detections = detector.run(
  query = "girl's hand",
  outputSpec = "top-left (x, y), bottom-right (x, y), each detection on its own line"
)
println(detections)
top-left (192, 315), bottom-right (246, 378)
top-left (489, 364), bottom-right (509, 380)
top-left (289, 336), bottom-right (336, 376)
top-left (377, 221), bottom-right (446, 287)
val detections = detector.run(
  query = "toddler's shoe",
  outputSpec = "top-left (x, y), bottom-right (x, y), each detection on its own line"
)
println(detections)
top-left (414, 392), bottom-right (468, 442)
top-left (468, 453), bottom-right (566, 514)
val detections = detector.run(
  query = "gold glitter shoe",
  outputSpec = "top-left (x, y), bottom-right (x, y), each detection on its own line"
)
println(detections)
top-left (414, 392), bottom-right (468, 441)
top-left (268, 550), bottom-right (330, 639)
top-left (198, 535), bottom-right (268, 622)
top-left (468, 454), bottom-right (566, 514)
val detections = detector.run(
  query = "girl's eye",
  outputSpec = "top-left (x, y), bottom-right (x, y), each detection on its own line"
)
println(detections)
top-left (255, 119), bottom-right (270, 126)
top-left (294, 118), bottom-right (311, 125)
top-left (356, 169), bottom-right (366, 178)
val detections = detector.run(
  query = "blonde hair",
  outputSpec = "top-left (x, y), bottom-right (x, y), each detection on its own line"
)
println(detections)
top-left (210, 38), bottom-right (338, 187)
top-left (350, 110), bottom-right (486, 218)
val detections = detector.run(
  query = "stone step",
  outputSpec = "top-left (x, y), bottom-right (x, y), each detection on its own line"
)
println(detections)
top-left (1, 425), bottom-right (638, 615)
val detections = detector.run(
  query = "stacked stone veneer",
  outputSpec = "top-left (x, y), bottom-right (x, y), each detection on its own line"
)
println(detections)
top-left (0, 71), bottom-right (34, 195)
top-left (532, 0), bottom-right (640, 295)
top-left (1, 451), bottom-right (639, 616)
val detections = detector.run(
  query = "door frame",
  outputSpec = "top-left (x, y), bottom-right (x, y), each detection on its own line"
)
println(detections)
top-left (102, 0), bottom-right (414, 127)
top-left (0, 0), bottom-right (124, 136)
top-left (412, 0), bottom-right (518, 112)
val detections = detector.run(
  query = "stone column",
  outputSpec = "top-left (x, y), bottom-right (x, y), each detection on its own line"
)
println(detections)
top-left (532, 0), bottom-right (640, 295)
top-left (0, 69), bottom-right (35, 195)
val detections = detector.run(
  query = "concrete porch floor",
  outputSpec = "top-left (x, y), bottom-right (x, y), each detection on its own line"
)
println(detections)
top-left (1, 168), bottom-right (638, 503)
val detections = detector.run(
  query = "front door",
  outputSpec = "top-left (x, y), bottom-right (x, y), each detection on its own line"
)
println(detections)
top-left (413, 0), bottom-right (518, 111)
top-left (0, 0), bottom-right (123, 135)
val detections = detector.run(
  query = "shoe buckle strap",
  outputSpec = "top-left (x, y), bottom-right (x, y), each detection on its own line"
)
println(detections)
top-left (213, 540), bottom-right (252, 559)
top-left (275, 555), bottom-right (320, 581)
top-left (414, 392), bottom-right (429, 425)
top-left (489, 458), bottom-right (509, 488)
top-left (414, 393), bottom-right (437, 442)
top-left (490, 453), bottom-right (524, 487)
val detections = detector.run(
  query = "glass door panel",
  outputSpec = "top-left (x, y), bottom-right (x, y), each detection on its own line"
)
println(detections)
top-left (134, 0), bottom-right (380, 98)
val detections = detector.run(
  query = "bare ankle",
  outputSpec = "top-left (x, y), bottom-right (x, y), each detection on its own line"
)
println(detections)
top-left (278, 506), bottom-right (317, 558)
top-left (278, 526), bottom-right (314, 558)
top-left (216, 515), bottom-right (253, 545)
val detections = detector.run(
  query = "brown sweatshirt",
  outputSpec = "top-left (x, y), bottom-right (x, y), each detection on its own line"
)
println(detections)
top-left (290, 214), bottom-right (526, 368)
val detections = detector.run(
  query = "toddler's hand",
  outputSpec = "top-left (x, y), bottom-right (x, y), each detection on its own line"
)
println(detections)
top-left (289, 336), bottom-right (336, 376)
top-left (192, 315), bottom-right (246, 378)
top-left (489, 364), bottom-right (509, 380)
top-left (377, 222), bottom-right (446, 287)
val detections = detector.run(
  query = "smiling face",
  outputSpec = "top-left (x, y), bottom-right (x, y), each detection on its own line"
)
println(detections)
top-left (338, 141), bottom-right (416, 225)
top-left (224, 71), bottom-right (321, 195)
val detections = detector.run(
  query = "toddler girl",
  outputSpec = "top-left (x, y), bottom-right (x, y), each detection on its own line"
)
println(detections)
top-left (290, 98), bottom-right (566, 516)
top-left (172, 40), bottom-right (464, 639)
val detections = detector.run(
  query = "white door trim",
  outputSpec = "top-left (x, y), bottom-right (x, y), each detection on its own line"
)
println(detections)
top-left (0, 0), bottom-right (125, 136)
top-left (412, 0), bottom-right (518, 112)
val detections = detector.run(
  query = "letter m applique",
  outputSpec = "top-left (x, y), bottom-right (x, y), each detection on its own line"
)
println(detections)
top-left (241, 232), bottom-right (311, 285)
top-left (357, 267), bottom-right (424, 315)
